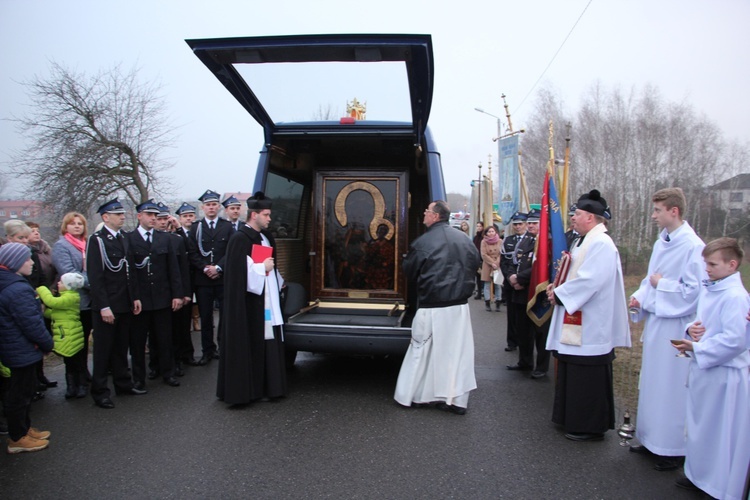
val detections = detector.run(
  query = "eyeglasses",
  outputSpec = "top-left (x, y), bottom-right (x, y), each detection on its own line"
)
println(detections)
top-left (424, 208), bottom-right (438, 214)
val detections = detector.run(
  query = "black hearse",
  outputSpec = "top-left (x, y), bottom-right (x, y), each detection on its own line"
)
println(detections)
top-left (187, 34), bottom-right (445, 362)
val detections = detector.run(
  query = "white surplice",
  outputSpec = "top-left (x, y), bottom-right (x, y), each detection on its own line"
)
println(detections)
top-left (684, 272), bottom-right (750, 500)
top-left (246, 233), bottom-right (285, 336)
top-left (394, 303), bottom-right (477, 408)
top-left (546, 223), bottom-right (631, 356)
top-left (630, 222), bottom-right (705, 456)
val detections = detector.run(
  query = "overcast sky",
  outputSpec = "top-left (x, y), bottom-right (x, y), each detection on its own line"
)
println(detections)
top-left (1, 0), bottom-right (748, 201)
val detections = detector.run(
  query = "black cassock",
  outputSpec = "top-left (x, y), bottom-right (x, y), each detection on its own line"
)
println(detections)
top-left (217, 224), bottom-right (287, 405)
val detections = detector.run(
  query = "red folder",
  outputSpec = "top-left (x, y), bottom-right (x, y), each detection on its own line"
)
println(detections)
top-left (251, 244), bottom-right (273, 263)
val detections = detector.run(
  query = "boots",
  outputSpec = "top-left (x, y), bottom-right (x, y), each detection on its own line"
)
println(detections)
top-left (485, 300), bottom-right (491, 312)
top-left (65, 373), bottom-right (77, 399)
top-left (495, 301), bottom-right (502, 312)
top-left (474, 290), bottom-right (482, 300)
top-left (75, 373), bottom-right (87, 398)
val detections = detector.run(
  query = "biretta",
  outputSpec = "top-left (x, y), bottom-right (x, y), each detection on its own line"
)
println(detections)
top-left (246, 191), bottom-right (272, 210)
top-left (576, 190), bottom-right (611, 220)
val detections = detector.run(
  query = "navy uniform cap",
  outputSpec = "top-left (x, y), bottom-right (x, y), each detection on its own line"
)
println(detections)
top-left (199, 190), bottom-right (221, 203)
top-left (222, 195), bottom-right (241, 208)
top-left (156, 202), bottom-right (170, 217)
top-left (510, 211), bottom-right (528, 223)
top-left (568, 204), bottom-right (577, 216)
top-left (97, 198), bottom-right (126, 215)
top-left (526, 208), bottom-right (541, 222)
top-left (175, 202), bottom-right (196, 215)
top-left (135, 199), bottom-right (160, 214)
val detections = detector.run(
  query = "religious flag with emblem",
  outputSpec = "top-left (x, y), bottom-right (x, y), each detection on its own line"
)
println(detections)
top-left (527, 170), bottom-right (567, 326)
top-left (497, 135), bottom-right (520, 224)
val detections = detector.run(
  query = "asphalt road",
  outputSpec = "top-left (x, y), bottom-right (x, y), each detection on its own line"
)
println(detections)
top-left (0, 300), bottom-right (701, 499)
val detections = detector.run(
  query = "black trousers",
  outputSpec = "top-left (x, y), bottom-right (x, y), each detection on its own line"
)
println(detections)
top-left (80, 309), bottom-right (93, 376)
top-left (195, 284), bottom-right (223, 355)
top-left (131, 307), bottom-right (174, 383)
top-left (513, 302), bottom-right (534, 367)
top-left (172, 305), bottom-right (194, 362)
top-left (4, 363), bottom-right (38, 441)
top-left (63, 348), bottom-right (88, 378)
top-left (504, 282), bottom-right (518, 349)
top-left (91, 311), bottom-right (134, 402)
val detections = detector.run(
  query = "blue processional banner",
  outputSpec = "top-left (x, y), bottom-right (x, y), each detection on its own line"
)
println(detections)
top-left (498, 135), bottom-right (520, 224)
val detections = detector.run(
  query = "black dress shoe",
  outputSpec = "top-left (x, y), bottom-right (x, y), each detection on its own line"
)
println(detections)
top-left (198, 355), bottom-right (212, 366)
top-left (506, 364), bottom-right (532, 371)
top-left (96, 398), bottom-right (115, 409)
top-left (435, 402), bottom-right (467, 415)
top-left (654, 456), bottom-right (684, 471)
top-left (504, 346), bottom-right (517, 352)
top-left (174, 365), bottom-right (185, 377)
top-left (184, 357), bottom-right (200, 366)
top-left (164, 377), bottom-right (180, 387)
top-left (530, 370), bottom-right (547, 379)
top-left (147, 370), bottom-right (158, 380)
top-left (628, 444), bottom-right (653, 455)
top-left (211, 351), bottom-right (220, 360)
top-left (564, 432), bottom-right (604, 442)
top-left (674, 476), bottom-right (699, 491)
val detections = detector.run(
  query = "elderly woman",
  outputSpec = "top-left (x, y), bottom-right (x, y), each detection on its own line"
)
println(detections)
top-left (4, 220), bottom-right (55, 392)
top-left (26, 222), bottom-right (55, 288)
top-left (51, 212), bottom-right (92, 395)
top-left (480, 225), bottom-right (503, 312)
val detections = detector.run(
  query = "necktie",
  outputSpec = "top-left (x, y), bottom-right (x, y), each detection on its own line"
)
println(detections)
top-left (665, 234), bottom-right (671, 242)
top-left (145, 231), bottom-right (151, 244)
top-left (209, 221), bottom-right (215, 231)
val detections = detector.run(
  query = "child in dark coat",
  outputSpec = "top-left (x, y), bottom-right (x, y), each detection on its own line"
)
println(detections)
top-left (0, 243), bottom-right (54, 454)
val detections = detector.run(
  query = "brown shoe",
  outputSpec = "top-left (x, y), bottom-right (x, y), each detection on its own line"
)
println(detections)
top-left (7, 435), bottom-right (49, 454)
top-left (27, 428), bottom-right (51, 440)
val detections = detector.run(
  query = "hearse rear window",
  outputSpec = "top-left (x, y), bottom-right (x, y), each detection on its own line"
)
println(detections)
top-left (233, 61), bottom-right (412, 123)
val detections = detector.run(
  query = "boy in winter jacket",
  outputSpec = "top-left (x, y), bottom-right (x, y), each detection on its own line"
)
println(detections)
top-left (0, 243), bottom-right (54, 454)
top-left (37, 273), bottom-right (87, 399)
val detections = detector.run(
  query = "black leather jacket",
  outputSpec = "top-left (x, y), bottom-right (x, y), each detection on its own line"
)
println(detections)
top-left (404, 221), bottom-right (481, 308)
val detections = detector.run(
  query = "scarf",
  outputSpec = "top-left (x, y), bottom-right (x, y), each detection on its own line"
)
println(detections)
top-left (64, 233), bottom-right (87, 269)
top-left (483, 233), bottom-right (500, 245)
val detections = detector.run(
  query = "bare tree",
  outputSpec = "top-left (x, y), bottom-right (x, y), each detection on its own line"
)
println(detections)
top-left (521, 81), bottom-right (749, 269)
top-left (10, 62), bottom-right (174, 212)
top-left (312, 103), bottom-right (342, 121)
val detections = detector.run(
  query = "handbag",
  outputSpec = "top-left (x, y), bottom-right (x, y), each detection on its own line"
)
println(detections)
top-left (492, 269), bottom-right (504, 286)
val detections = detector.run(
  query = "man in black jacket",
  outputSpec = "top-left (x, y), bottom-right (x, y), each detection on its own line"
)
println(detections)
top-left (187, 190), bottom-right (233, 365)
top-left (507, 208), bottom-right (550, 378)
top-left (127, 200), bottom-right (184, 389)
top-left (87, 199), bottom-right (143, 409)
top-left (394, 200), bottom-right (481, 415)
top-left (500, 211), bottom-right (527, 352)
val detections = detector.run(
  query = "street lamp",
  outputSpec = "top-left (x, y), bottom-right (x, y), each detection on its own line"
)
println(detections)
top-left (474, 107), bottom-right (502, 140)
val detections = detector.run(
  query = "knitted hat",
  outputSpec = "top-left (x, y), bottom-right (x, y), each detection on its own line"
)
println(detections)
top-left (0, 243), bottom-right (32, 273)
top-left (60, 272), bottom-right (85, 291)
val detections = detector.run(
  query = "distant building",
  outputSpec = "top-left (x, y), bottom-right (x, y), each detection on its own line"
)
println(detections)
top-left (0, 199), bottom-right (44, 223)
top-left (711, 173), bottom-right (750, 217)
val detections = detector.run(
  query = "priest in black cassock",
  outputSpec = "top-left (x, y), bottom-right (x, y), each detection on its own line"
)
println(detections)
top-left (217, 192), bottom-right (287, 405)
